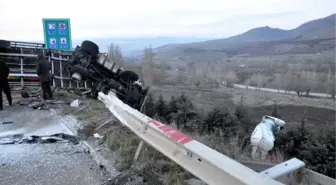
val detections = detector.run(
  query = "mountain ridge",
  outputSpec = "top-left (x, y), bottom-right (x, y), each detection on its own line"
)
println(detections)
top-left (152, 13), bottom-right (335, 61)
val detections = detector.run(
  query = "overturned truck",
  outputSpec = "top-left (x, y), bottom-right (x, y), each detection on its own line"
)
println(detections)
top-left (67, 40), bottom-right (149, 111)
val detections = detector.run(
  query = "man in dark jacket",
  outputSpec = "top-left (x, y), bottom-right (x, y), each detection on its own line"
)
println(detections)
top-left (0, 61), bottom-right (12, 110)
top-left (36, 52), bottom-right (53, 100)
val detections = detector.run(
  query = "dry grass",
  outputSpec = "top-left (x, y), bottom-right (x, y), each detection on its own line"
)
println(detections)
top-left (52, 88), bottom-right (289, 184)
top-left (104, 121), bottom-right (285, 185)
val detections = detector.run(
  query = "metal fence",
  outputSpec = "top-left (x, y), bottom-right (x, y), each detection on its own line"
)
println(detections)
top-left (0, 40), bottom-right (89, 89)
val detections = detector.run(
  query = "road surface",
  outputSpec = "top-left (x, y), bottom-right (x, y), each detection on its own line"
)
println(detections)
top-left (233, 84), bottom-right (329, 98)
top-left (0, 105), bottom-right (111, 185)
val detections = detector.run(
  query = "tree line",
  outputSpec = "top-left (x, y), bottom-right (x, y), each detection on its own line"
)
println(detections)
top-left (211, 67), bottom-right (335, 99)
top-left (106, 43), bottom-right (336, 100)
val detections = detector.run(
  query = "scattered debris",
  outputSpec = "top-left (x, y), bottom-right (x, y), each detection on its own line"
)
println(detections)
top-left (52, 100), bottom-right (66, 104)
top-left (28, 102), bottom-right (45, 109)
top-left (78, 106), bottom-right (87, 112)
top-left (78, 122), bottom-right (98, 140)
top-left (82, 89), bottom-right (92, 95)
top-left (11, 87), bottom-right (24, 91)
top-left (0, 138), bottom-right (15, 145)
top-left (0, 133), bottom-right (80, 145)
top-left (70, 99), bottom-right (81, 107)
top-left (18, 98), bottom-right (66, 110)
top-left (2, 121), bottom-right (13, 125)
top-left (83, 148), bottom-right (91, 154)
top-left (21, 91), bottom-right (30, 98)
top-left (0, 134), bottom-right (24, 145)
top-left (93, 133), bottom-right (103, 139)
top-left (94, 118), bottom-right (116, 132)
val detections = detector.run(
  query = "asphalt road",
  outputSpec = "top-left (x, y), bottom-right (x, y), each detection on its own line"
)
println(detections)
top-left (233, 84), bottom-right (329, 98)
top-left (0, 105), bottom-right (111, 185)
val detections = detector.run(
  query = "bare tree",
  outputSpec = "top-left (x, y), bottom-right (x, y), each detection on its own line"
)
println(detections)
top-left (107, 43), bottom-right (124, 69)
top-left (223, 71), bottom-right (238, 87)
top-left (325, 70), bottom-right (335, 100)
top-left (292, 73), bottom-right (305, 97)
top-left (273, 74), bottom-right (284, 93)
top-left (283, 65), bottom-right (294, 93)
top-left (248, 73), bottom-right (265, 90)
top-left (248, 74), bottom-right (259, 89)
top-left (114, 45), bottom-right (123, 69)
top-left (256, 73), bottom-right (264, 90)
top-left (284, 63), bottom-right (317, 97)
top-left (176, 71), bottom-right (187, 85)
top-left (203, 61), bottom-right (211, 78)
top-left (324, 69), bottom-right (333, 94)
top-left (301, 71), bottom-right (317, 96)
top-left (141, 46), bottom-right (154, 86)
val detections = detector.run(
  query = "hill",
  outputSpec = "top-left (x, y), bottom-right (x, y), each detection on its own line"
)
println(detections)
top-left (153, 14), bottom-right (336, 65)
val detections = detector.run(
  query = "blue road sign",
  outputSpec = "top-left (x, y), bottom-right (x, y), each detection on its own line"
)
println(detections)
top-left (42, 18), bottom-right (72, 51)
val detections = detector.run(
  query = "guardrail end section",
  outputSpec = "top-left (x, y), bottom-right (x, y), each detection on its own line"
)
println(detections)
top-left (260, 158), bottom-right (305, 185)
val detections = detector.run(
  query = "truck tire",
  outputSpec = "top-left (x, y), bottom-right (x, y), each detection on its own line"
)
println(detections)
top-left (120, 70), bottom-right (139, 82)
top-left (81, 40), bottom-right (99, 56)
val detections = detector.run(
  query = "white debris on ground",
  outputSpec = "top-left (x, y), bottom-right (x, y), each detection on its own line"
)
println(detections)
top-left (70, 99), bottom-right (82, 107)
top-left (94, 133), bottom-right (104, 139)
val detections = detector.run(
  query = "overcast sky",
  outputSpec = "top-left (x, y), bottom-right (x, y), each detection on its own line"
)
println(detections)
top-left (0, 0), bottom-right (335, 41)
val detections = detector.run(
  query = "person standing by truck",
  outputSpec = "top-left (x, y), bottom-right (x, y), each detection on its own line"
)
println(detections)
top-left (36, 52), bottom-right (53, 100)
top-left (0, 61), bottom-right (12, 110)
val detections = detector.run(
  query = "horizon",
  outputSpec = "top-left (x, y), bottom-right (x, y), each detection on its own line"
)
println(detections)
top-left (0, 0), bottom-right (335, 42)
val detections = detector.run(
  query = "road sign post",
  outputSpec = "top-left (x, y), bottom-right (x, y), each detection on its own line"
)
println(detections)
top-left (42, 18), bottom-right (72, 51)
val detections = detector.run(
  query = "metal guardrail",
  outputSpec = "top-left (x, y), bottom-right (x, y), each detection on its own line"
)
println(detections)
top-left (97, 91), bottom-right (336, 185)
top-left (98, 92), bottom-right (281, 185)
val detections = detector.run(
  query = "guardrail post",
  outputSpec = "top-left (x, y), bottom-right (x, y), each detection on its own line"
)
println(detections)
top-left (133, 140), bottom-right (145, 162)
top-left (133, 94), bottom-right (149, 162)
top-left (20, 48), bottom-right (24, 87)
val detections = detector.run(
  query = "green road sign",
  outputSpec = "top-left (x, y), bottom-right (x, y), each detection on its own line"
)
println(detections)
top-left (42, 18), bottom-right (72, 51)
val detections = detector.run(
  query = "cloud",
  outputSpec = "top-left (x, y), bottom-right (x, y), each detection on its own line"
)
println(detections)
top-left (0, 0), bottom-right (335, 41)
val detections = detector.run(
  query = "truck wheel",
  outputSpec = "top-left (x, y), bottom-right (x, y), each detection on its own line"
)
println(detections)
top-left (81, 40), bottom-right (99, 56)
top-left (120, 70), bottom-right (139, 82)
